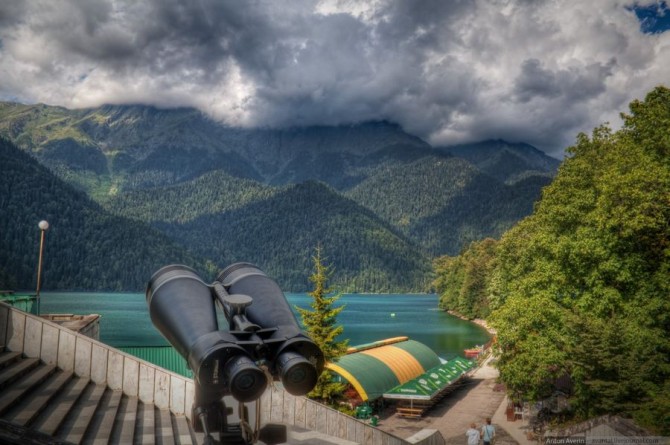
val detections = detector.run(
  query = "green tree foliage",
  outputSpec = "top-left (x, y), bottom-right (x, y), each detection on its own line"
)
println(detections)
top-left (104, 170), bottom-right (278, 223)
top-left (0, 137), bottom-right (212, 291)
top-left (295, 247), bottom-right (349, 401)
top-left (490, 86), bottom-right (670, 433)
top-left (346, 156), bottom-right (551, 256)
top-left (433, 238), bottom-right (498, 319)
top-left (136, 179), bottom-right (433, 292)
top-left (0, 135), bottom-right (431, 291)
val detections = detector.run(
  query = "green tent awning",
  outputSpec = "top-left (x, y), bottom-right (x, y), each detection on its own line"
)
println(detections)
top-left (383, 357), bottom-right (475, 401)
top-left (326, 339), bottom-right (441, 401)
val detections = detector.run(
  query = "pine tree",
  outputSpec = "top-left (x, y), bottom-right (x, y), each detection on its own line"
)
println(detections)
top-left (296, 246), bottom-right (349, 401)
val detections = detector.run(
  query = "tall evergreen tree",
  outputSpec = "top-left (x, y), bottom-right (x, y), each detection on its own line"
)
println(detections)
top-left (296, 246), bottom-right (349, 401)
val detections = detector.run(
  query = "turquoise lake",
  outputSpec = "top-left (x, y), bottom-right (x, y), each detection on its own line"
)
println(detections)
top-left (39, 292), bottom-right (490, 360)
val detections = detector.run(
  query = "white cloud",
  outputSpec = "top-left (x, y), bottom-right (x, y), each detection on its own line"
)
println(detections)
top-left (0, 0), bottom-right (668, 155)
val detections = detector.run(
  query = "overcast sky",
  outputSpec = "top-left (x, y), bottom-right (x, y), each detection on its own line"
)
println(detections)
top-left (1, 0), bottom-right (669, 156)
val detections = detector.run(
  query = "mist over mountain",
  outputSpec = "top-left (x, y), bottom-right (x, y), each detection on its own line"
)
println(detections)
top-left (0, 102), bottom-right (431, 192)
top-left (0, 101), bottom-right (558, 291)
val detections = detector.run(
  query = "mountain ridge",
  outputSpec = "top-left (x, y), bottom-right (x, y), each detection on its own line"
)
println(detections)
top-left (155, 180), bottom-right (432, 291)
top-left (444, 139), bottom-right (561, 183)
top-left (0, 101), bottom-right (559, 291)
top-left (0, 101), bottom-right (557, 192)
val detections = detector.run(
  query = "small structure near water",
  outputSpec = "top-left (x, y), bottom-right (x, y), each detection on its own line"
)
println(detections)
top-left (327, 337), bottom-right (476, 418)
top-left (40, 313), bottom-right (100, 341)
top-left (0, 292), bottom-right (100, 340)
top-left (0, 291), bottom-right (36, 314)
top-left (327, 337), bottom-right (440, 403)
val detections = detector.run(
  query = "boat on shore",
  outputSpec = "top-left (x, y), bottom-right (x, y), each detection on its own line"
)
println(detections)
top-left (464, 346), bottom-right (483, 358)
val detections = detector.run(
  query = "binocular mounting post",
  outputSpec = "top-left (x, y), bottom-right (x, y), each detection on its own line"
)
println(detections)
top-left (146, 264), bottom-right (322, 445)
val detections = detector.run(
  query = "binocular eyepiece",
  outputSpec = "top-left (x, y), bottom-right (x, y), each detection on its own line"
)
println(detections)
top-left (146, 263), bottom-right (324, 405)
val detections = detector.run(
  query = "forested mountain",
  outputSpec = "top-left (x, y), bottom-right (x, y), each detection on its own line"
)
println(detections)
top-left (0, 101), bottom-right (557, 194)
top-left (104, 170), bottom-right (280, 223)
top-left (445, 139), bottom-right (560, 183)
top-left (104, 173), bottom-right (431, 291)
top-left (155, 181), bottom-right (432, 292)
top-left (0, 137), bottom-right (212, 291)
top-left (346, 155), bottom-right (552, 254)
top-left (0, 136), bottom-right (431, 291)
top-left (433, 238), bottom-right (498, 320)
top-left (0, 101), bottom-right (559, 291)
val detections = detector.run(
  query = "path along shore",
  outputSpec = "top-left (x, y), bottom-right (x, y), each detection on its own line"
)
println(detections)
top-left (375, 355), bottom-right (533, 445)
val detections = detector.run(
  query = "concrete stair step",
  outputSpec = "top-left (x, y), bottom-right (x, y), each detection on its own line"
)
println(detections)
top-left (173, 414), bottom-right (195, 445)
top-left (156, 409), bottom-right (175, 445)
top-left (0, 351), bottom-right (21, 370)
top-left (58, 382), bottom-right (106, 444)
top-left (0, 417), bottom-right (69, 445)
top-left (0, 362), bottom-right (56, 415)
top-left (110, 394), bottom-right (137, 445)
top-left (33, 376), bottom-right (90, 436)
top-left (9, 369), bottom-right (73, 427)
top-left (87, 389), bottom-right (122, 445)
top-left (0, 357), bottom-right (39, 391)
top-left (136, 403), bottom-right (156, 445)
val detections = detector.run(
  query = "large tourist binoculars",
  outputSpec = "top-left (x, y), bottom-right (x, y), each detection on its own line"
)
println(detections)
top-left (146, 263), bottom-right (324, 443)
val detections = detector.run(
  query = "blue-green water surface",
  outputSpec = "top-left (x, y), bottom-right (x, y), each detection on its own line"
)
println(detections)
top-left (40, 292), bottom-right (490, 359)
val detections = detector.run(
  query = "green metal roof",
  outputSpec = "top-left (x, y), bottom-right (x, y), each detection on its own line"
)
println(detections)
top-left (391, 339), bottom-right (442, 370)
top-left (0, 294), bottom-right (36, 314)
top-left (119, 346), bottom-right (192, 378)
top-left (383, 356), bottom-right (475, 400)
top-left (326, 339), bottom-right (441, 401)
top-left (329, 353), bottom-right (401, 401)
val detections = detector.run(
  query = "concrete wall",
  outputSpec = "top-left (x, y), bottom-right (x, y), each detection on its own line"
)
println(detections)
top-left (405, 429), bottom-right (446, 445)
top-left (545, 414), bottom-right (652, 438)
top-left (259, 386), bottom-right (446, 445)
top-left (0, 302), bottom-right (194, 416)
top-left (1, 302), bottom-right (446, 445)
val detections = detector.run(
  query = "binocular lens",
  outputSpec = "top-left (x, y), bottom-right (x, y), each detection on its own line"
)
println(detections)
top-left (224, 356), bottom-right (268, 403)
top-left (276, 351), bottom-right (318, 396)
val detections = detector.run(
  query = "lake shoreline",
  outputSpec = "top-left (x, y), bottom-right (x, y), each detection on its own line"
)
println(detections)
top-left (38, 291), bottom-right (491, 359)
top-left (445, 309), bottom-right (497, 335)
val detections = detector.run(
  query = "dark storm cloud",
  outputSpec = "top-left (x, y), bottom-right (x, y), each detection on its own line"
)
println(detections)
top-left (514, 58), bottom-right (615, 103)
top-left (514, 59), bottom-right (562, 102)
top-left (0, 0), bottom-right (25, 27)
top-left (0, 0), bottom-right (668, 155)
top-left (27, 1), bottom-right (268, 77)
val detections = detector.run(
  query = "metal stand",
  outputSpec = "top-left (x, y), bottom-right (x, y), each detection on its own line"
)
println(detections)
top-left (191, 392), bottom-right (242, 444)
top-left (192, 395), bottom-right (288, 445)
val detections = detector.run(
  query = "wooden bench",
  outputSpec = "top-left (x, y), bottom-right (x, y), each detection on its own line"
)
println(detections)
top-left (396, 407), bottom-right (425, 418)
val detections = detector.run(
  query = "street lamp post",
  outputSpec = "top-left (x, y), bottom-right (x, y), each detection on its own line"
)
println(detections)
top-left (36, 220), bottom-right (49, 316)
